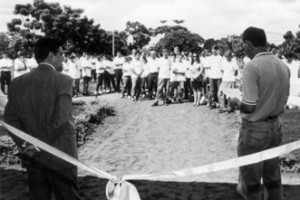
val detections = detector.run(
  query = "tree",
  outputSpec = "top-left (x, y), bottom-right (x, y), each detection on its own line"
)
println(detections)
top-left (154, 29), bottom-right (204, 53)
top-left (0, 33), bottom-right (10, 55)
top-left (125, 21), bottom-right (151, 50)
top-left (7, 0), bottom-right (110, 56)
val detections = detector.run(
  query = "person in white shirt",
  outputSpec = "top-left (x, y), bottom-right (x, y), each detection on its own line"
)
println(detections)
top-left (140, 53), bottom-right (149, 97)
top-left (68, 53), bottom-right (81, 97)
top-left (218, 51), bottom-right (239, 112)
top-left (130, 52), bottom-right (144, 101)
top-left (168, 54), bottom-right (187, 103)
top-left (0, 53), bottom-right (13, 94)
top-left (147, 51), bottom-right (160, 99)
top-left (283, 52), bottom-right (300, 86)
top-left (95, 56), bottom-right (106, 95)
top-left (190, 53), bottom-right (204, 106)
top-left (90, 56), bottom-right (98, 83)
top-left (26, 54), bottom-right (37, 71)
top-left (205, 46), bottom-right (223, 108)
top-left (103, 56), bottom-right (116, 93)
top-left (121, 57), bottom-right (132, 98)
top-left (113, 51), bottom-right (124, 92)
top-left (14, 53), bottom-right (29, 78)
top-left (80, 54), bottom-right (92, 95)
top-left (152, 48), bottom-right (172, 106)
top-left (184, 52), bottom-right (193, 101)
top-left (62, 58), bottom-right (69, 74)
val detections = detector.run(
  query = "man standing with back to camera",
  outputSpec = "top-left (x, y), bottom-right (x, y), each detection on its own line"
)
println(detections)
top-left (238, 27), bottom-right (290, 200)
top-left (4, 37), bottom-right (83, 200)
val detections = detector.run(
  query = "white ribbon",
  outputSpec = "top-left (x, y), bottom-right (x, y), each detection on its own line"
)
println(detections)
top-left (1, 120), bottom-right (300, 200)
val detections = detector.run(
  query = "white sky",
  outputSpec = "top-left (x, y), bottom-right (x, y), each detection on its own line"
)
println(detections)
top-left (0, 0), bottom-right (299, 45)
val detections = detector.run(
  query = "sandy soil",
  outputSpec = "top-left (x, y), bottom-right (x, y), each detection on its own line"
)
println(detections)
top-left (1, 93), bottom-right (300, 200)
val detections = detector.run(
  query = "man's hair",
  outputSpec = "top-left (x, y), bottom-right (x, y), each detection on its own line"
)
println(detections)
top-left (34, 37), bottom-right (62, 63)
top-left (242, 27), bottom-right (267, 47)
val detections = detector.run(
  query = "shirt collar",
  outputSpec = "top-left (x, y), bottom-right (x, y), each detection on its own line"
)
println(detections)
top-left (39, 62), bottom-right (56, 70)
top-left (254, 52), bottom-right (272, 59)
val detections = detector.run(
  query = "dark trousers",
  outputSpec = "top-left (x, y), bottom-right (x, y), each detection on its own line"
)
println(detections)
top-left (237, 118), bottom-right (283, 200)
top-left (141, 77), bottom-right (148, 95)
top-left (26, 161), bottom-right (82, 200)
top-left (122, 76), bottom-right (132, 96)
top-left (91, 69), bottom-right (96, 82)
top-left (96, 73), bottom-right (105, 91)
top-left (83, 76), bottom-right (90, 95)
top-left (148, 72), bottom-right (158, 98)
top-left (1, 71), bottom-right (11, 94)
top-left (73, 79), bottom-right (80, 96)
top-left (184, 78), bottom-right (192, 99)
top-left (104, 72), bottom-right (117, 91)
top-left (209, 78), bottom-right (222, 103)
top-left (114, 69), bottom-right (123, 92)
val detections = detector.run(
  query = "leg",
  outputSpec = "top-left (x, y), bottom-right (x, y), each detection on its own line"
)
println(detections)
top-left (50, 167), bottom-right (83, 200)
top-left (26, 163), bottom-right (52, 200)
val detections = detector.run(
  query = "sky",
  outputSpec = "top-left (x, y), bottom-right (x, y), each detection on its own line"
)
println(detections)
top-left (0, 0), bottom-right (299, 45)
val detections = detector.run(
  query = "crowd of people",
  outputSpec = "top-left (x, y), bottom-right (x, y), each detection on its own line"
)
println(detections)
top-left (1, 44), bottom-right (299, 114)
top-left (62, 46), bottom-right (248, 113)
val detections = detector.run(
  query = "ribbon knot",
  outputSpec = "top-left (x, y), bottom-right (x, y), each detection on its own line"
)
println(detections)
top-left (106, 178), bottom-right (141, 200)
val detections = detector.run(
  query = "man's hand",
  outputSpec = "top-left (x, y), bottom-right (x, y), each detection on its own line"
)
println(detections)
top-left (21, 142), bottom-right (41, 158)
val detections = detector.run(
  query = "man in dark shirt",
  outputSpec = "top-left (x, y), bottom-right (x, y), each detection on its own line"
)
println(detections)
top-left (237, 27), bottom-right (290, 200)
top-left (4, 37), bottom-right (82, 200)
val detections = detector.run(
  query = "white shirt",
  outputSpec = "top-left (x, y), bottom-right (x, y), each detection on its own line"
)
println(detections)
top-left (147, 58), bottom-right (159, 73)
top-left (113, 56), bottom-right (124, 70)
top-left (205, 55), bottom-right (223, 79)
top-left (185, 61), bottom-right (192, 79)
top-left (80, 57), bottom-right (92, 77)
top-left (221, 59), bottom-right (238, 82)
top-left (122, 62), bottom-right (132, 77)
top-left (141, 62), bottom-right (149, 78)
top-left (103, 60), bottom-right (114, 74)
top-left (14, 58), bottom-right (29, 78)
top-left (68, 59), bottom-right (81, 79)
top-left (171, 61), bottom-right (187, 82)
top-left (158, 57), bottom-right (172, 79)
top-left (130, 59), bottom-right (143, 78)
top-left (27, 57), bottom-right (37, 71)
top-left (90, 58), bottom-right (98, 70)
top-left (0, 58), bottom-right (13, 71)
top-left (97, 61), bottom-right (106, 74)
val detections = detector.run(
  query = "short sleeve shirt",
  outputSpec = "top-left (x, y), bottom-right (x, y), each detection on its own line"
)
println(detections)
top-left (241, 52), bottom-right (290, 121)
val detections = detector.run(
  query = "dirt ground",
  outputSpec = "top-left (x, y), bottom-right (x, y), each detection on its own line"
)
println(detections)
top-left (1, 92), bottom-right (300, 200)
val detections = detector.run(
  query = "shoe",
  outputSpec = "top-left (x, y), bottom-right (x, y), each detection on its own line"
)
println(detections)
top-left (178, 99), bottom-right (182, 103)
top-left (94, 91), bottom-right (99, 95)
top-left (120, 95), bottom-right (125, 98)
top-left (151, 101), bottom-right (158, 107)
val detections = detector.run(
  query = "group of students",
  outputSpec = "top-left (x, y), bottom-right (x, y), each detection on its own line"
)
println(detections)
top-left (66, 46), bottom-right (245, 112)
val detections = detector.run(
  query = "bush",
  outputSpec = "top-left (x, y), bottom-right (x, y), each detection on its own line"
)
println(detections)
top-left (0, 99), bottom-right (114, 166)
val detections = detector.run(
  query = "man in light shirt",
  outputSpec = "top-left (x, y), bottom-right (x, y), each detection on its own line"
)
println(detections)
top-left (80, 54), bottom-right (92, 96)
top-left (218, 51), bottom-right (239, 112)
top-left (130, 52), bottom-right (144, 101)
top-left (147, 51), bottom-right (159, 99)
top-left (68, 53), bottom-right (81, 97)
top-left (151, 48), bottom-right (172, 106)
top-left (169, 54), bottom-right (187, 103)
top-left (113, 51), bottom-right (124, 92)
top-left (0, 53), bottom-right (13, 94)
top-left (95, 56), bottom-right (106, 95)
top-left (205, 46), bottom-right (223, 108)
top-left (14, 52), bottom-right (30, 78)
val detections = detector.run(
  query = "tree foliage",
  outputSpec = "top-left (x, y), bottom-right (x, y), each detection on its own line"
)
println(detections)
top-left (125, 21), bottom-right (151, 50)
top-left (154, 28), bottom-right (204, 53)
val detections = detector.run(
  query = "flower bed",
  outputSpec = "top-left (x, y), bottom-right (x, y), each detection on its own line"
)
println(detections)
top-left (0, 99), bottom-right (115, 166)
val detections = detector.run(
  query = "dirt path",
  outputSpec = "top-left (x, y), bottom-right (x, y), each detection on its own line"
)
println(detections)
top-left (79, 94), bottom-right (241, 182)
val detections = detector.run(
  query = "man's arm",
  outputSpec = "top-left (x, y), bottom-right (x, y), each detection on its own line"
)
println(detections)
top-left (240, 63), bottom-right (258, 114)
top-left (48, 76), bottom-right (73, 144)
